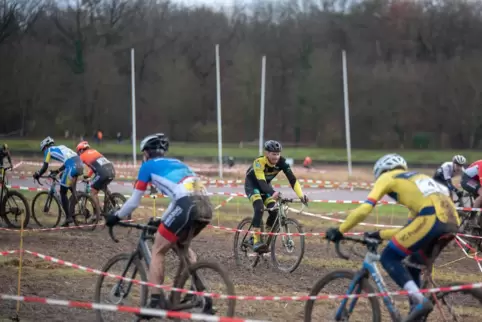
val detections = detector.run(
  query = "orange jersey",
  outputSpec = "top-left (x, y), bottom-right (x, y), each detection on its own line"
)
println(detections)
top-left (79, 149), bottom-right (112, 177)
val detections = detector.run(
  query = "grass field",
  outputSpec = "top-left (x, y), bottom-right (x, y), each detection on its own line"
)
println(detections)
top-left (4, 139), bottom-right (477, 164)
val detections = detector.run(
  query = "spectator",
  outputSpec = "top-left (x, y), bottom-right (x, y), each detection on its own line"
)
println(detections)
top-left (117, 132), bottom-right (122, 144)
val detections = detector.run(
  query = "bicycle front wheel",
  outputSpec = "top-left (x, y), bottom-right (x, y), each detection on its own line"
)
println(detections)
top-left (171, 260), bottom-right (236, 320)
top-left (2, 190), bottom-right (31, 228)
top-left (93, 253), bottom-right (148, 322)
top-left (304, 270), bottom-right (381, 322)
top-left (31, 191), bottom-right (62, 228)
top-left (270, 217), bottom-right (305, 273)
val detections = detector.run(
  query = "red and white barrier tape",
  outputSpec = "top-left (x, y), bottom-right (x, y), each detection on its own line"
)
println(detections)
top-left (0, 294), bottom-right (266, 322)
top-left (2, 249), bottom-right (482, 302)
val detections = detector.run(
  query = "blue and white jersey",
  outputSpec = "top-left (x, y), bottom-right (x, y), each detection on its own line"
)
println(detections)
top-left (44, 145), bottom-right (78, 164)
top-left (135, 158), bottom-right (206, 200)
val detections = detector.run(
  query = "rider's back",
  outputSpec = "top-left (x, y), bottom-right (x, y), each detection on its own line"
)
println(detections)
top-left (374, 169), bottom-right (459, 225)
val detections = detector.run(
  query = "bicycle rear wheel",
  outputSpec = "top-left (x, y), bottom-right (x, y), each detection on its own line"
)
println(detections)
top-left (1, 190), bottom-right (31, 228)
top-left (31, 191), bottom-right (62, 228)
top-left (71, 192), bottom-right (99, 230)
top-left (170, 260), bottom-right (236, 320)
top-left (421, 281), bottom-right (482, 321)
top-left (93, 253), bottom-right (148, 322)
top-left (233, 216), bottom-right (262, 269)
top-left (304, 270), bottom-right (381, 322)
top-left (270, 217), bottom-right (305, 273)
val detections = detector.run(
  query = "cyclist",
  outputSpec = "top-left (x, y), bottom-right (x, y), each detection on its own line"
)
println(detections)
top-left (76, 141), bottom-right (116, 222)
top-left (104, 133), bottom-right (213, 313)
top-left (432, 154), bottom-right (466, 200)
top-left (325, 153), bottom-right (460, 321)
top-left (33, 137), bottom-right (84, 227)
top-left (0, 143), bottom-right (13, 182)
top-left (461, 159), bottom-right (482, 209)
top-left (245, 140), bottom-right (308, 253)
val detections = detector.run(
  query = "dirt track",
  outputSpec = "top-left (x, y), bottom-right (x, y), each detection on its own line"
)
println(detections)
top-left (1, 206), bottom-right (481, 322)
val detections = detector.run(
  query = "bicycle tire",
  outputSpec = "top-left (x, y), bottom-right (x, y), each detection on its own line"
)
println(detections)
top-left (170, 260), bottom-right (236, 320)
top-left (1, 190), bottom-right (31, 228)
top-left (71, 192), bottom-right (99, 230)
top-left (93, 253), bottom-right (148, 322)
top-left (419, 281), bottom-right (482, 321)
top-left (304, 270), bottom-right (381, 322)
top-left (270, 217), bottom-right (305, 273)
top-left (31, 191), bottom-right (62, 228)
top-left (233, 216), bottom-right (260, 268)
top-left (103, 192), bottom-right (127, 213)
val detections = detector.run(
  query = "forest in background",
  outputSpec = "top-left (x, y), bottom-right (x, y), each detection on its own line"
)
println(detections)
top-left (2, 0), bottom-right (482, 149)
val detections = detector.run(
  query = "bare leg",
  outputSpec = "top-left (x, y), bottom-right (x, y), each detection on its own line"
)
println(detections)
top-left (149, 232), bottom-right (172, 296)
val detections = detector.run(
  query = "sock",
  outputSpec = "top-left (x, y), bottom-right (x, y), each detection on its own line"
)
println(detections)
top-left (404, 280), bottom-right (424, 304)
top-left (253, 228), bottom-right (261, 244)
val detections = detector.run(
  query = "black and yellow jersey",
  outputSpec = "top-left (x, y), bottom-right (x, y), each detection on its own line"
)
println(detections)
top-left (339, 169), bottom-right (461, 237)
top-left (245, 156), bottom-right (303, 198)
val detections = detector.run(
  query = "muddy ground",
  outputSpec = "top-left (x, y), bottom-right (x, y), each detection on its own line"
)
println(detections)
top-left (1, 199), bottom-right (481, 322)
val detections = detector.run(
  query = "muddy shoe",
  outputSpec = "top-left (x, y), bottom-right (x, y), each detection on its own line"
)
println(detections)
top-left (60, 218), bottom-right (74, 227)
top-left (253, 241), bottom-right (269, 253)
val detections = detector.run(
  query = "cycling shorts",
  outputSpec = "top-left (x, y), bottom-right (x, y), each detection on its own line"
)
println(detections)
top-left (461, 173), bottom-right (481, 197)
top-left (158, 195), bottom-right (213, 243)
top-left (388, 210), bottom-right (458, 257)
top-left (61, 156), bottom-right (83, 187)
top-left (91, 163), bottom-right (115, 191)
top-left (244, 177), bottom-right (275, 206)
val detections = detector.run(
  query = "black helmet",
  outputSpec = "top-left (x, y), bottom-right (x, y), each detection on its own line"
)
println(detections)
top-left (264, 140), bottom-right (282, 153)
top-left (140, 133), bottom-right (169, 152)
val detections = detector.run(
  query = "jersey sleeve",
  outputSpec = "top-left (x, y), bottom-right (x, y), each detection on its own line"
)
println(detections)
top-left (339, 173), bottom-right (392, 233)
top-left (280, 158), bottom-right (303, 198)
top-left (134, 163), bottom-right (152, 191)
top-left (253, 158), bottom-right (275, 196)
top-left (44, 148), bottom-right (52, 164)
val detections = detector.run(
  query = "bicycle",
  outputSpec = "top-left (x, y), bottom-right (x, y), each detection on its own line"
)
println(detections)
top-left (304, 234), bottom-right (482, 322)
top-left (94, 217), bottom-right (236, 322)
top-left (70, 178), bottom-right (127, 230)
top-left (233, 194), bottom-right (306, 273)
top-left (0, 166), bottom-right (30, 228)
top-left (453, 192), bottom-right (482, 252)
top-left (31, 170), bottom-right (68, 228)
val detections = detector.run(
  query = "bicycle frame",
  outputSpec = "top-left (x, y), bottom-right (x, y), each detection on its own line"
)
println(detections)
top-left (336, 251), bottom-right (402, 321)
top-left (111, 221), bottom-right (206, 312)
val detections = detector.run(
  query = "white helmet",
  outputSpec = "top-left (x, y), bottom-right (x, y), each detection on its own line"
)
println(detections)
top-left (373, 153), bottom-right (408, 179)
top-left (452, 155), bottom-right (466, 165)
top-left (40, 136), bottom-right (54, 151)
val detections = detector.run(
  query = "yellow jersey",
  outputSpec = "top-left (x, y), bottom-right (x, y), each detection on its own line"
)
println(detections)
top-left (245, 156), bottom-right (303, 198)
top-left (339, 169), bottom-right (460, 234)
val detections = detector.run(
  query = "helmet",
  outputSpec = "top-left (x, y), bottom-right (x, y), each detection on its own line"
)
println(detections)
top-left (40, 136), bottom-right (55, 151)
top-left (452, 155), bottom-right (466, 165)
top-left (373, 153), bottom-right (408, 179)
top-left (264, 140), bottom-right (282, 153)
top-left (140, 133), bottom-right (169, 152)
top-left (76, 141), bottom-right (90, 154)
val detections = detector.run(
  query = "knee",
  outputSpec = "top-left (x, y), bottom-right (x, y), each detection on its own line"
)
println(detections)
top-left (153, 232), bottom-right (172, 256)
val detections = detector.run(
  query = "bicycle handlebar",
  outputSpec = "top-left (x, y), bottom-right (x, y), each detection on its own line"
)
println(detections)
top-left (333, 235), bottom-right (382, 260)
top-left (33, 171), bottom-right (60, 186)
top-left (108, 220), bottom-right (158, 243)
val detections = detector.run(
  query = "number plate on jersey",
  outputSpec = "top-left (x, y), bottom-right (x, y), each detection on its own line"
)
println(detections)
top-left (415, 178), bottom-right (449, 197)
